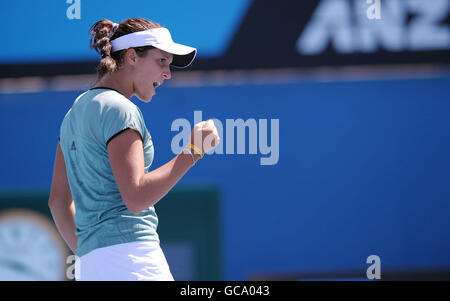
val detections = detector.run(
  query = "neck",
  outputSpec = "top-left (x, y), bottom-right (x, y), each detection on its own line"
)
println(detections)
top-left (95, 71), bottom-right (134, 99)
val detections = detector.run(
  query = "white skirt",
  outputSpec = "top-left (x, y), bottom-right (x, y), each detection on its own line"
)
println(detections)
top-left (75, 241), bottom-right (174, 281)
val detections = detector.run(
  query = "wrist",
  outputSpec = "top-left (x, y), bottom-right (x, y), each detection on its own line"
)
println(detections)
top-left (186, 143), bottom-right (204, 159)
top-left (182, 147), bottom-right (201, 166)
top-left (192, 152), bottom-right (201, 162)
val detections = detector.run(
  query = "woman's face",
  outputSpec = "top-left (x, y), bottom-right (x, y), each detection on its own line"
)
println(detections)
top-left (131, 48), bottom-right (173, 102)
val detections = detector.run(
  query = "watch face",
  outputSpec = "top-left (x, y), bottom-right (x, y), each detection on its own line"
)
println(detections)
top-left (0, 209), bottom-right (69, 281)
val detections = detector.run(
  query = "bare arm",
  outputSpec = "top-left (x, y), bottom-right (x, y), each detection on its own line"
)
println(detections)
top-left (108, 129), bottom-right (199, 214)
top-left (48, 142), bottom-right (77, 254)
top-left (108, 120), bottom-right (219, 214)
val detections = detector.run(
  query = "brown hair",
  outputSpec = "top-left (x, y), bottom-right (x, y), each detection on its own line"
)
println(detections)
top-left (89, 18), bottom-right (161, 79)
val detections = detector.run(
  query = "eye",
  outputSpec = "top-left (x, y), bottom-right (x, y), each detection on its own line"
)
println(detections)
top-left (159, 58), bottom-right (166, 63)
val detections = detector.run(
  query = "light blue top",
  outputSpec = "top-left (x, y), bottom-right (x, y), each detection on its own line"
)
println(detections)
top-left (59, 88), bottom-right (158, 257)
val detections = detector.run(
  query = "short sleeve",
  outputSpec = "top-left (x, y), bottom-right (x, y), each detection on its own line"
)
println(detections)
top-left (101, 104), bottom-right (145, 146)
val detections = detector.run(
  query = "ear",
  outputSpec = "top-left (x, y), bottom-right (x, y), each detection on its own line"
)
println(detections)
top-left (124, 48), bottom-right (137, 66)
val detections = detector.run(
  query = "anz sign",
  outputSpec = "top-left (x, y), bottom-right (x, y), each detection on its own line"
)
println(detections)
top-left (1, 0), bottom-right (448, 74)
top-left (297, 0), bottom-right (450, 55)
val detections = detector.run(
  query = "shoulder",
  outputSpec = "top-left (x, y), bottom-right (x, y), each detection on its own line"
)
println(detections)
top-left (90, 89), bottom-right (137, 113)
top-left (91, 89), bottom-right (146, 143)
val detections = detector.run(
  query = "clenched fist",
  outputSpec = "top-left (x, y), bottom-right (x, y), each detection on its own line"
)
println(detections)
top-left (190, 119), bottom-right (221, 155)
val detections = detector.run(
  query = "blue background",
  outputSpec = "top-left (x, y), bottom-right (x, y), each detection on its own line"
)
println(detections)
top-left (1, 73), bottom-right (449, 280)
top-left (0, 0), bottom-right (251, 63)
top-left (2, 0), bottom-right (449, 281)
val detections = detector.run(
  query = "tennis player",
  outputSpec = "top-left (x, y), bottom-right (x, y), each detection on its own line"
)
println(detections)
top-left (48, 17), bottom-right (220, 281)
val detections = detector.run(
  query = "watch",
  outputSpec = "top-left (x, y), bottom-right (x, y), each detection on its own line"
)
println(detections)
top-left (0, 209), bottom-right (70, 281)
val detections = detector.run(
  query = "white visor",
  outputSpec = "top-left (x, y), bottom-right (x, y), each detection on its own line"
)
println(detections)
top-left (110, 27), bottom-right (197, 68)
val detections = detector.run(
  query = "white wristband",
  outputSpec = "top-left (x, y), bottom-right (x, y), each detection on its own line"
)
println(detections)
top-left (183, 148), bottom-right (196, 165)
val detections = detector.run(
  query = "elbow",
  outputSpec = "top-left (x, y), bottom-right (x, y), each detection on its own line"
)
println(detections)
top-left (126, 204), bottom-right (143, 215)
top-left (127, 205), bottom-right (142, 215)
top-left (123, 196), bottom-right (144, 215)
top-left (123, 194), bottom-right (158, 215)
top-left (120, 180), bottom-right (145, 214)
top-left (120, 180), bottom-right (158, 215)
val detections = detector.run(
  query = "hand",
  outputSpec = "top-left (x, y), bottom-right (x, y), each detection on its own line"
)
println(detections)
top-left (190, 119), bottom-right (221, 154)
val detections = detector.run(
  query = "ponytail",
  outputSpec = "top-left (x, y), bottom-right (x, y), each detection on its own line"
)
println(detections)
top-left (89, 19), bottom-right (118, 79)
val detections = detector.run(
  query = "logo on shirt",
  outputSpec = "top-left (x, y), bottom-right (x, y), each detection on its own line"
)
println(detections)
top-left (71, 141), bottom-right (76, 151)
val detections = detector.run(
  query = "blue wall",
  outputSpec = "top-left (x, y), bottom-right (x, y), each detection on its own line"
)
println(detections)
top-left (1, 0), bottom-right (252, 63)
top-left (1, 73), bottom-right (450, 280)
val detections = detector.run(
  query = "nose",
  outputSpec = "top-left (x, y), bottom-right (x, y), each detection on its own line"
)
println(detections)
top-left (162, 66), bottom-right (171, 80)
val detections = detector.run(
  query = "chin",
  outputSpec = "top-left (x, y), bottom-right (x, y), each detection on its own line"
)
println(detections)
top-left (137, 93), bottom-right (153, 103)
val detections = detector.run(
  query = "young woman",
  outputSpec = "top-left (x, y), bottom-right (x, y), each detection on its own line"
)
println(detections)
top-left (48, 18), bottom-right (220, 281)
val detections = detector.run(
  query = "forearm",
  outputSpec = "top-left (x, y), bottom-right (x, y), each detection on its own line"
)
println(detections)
top-left (131, 151), bottom-right (200, 213)
top-left (49, 201), bottom-right (77, 254)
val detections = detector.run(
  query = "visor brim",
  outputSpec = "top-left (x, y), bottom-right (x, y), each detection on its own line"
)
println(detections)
top-left (153, 42), bottom-right (197, 68)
